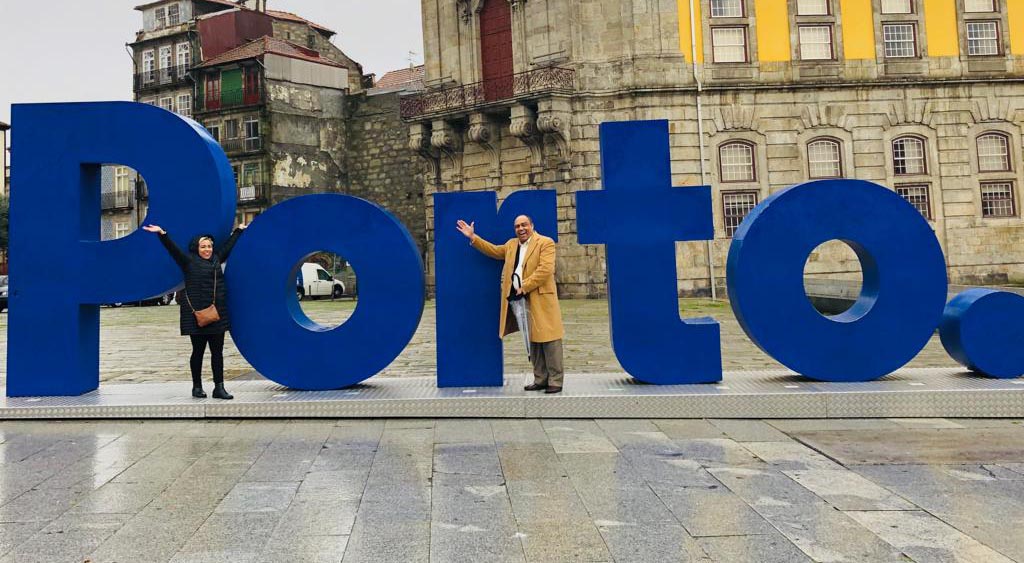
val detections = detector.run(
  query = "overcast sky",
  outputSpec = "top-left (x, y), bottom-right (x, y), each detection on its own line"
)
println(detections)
top-left (0, 0), bottom-right (423, 124)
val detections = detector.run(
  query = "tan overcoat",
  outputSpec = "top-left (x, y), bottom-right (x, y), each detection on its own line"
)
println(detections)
top-left (470, 233), bottom-right (565, 343)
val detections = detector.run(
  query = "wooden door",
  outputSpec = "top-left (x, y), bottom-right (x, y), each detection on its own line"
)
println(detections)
top-left (480, 0), bottom-right (513, 101)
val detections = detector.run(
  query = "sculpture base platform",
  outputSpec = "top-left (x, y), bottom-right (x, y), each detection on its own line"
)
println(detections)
top-left (2, 367), bottom-right (1022, 419)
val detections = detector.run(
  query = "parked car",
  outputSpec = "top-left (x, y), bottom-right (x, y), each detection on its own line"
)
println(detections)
top-left (0, 275), bottom-right (8, 312)
top-left (296, 262), bottom-right (346, 301)
top-left (107, 292), bottom-right (176, 308)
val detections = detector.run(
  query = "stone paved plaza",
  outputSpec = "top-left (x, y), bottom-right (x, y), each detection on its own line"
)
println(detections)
top-left (0, 299), bottom-right (958, 386)
top-left (0, 417), bottom-right (1023, 562)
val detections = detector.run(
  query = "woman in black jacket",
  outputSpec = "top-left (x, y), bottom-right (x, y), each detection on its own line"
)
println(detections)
top-left (143, 223), bottom-right (246, 399)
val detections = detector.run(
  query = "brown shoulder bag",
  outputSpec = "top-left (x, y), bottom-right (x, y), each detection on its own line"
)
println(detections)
top-left (185, 266), bottom-right (221, 328)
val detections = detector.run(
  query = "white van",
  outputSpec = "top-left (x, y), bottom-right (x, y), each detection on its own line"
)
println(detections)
top-left (296, 262), bottom-right (346, 300)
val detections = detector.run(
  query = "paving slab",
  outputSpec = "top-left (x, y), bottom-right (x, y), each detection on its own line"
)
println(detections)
top-left (794, 427), bottom-right (1024, 465)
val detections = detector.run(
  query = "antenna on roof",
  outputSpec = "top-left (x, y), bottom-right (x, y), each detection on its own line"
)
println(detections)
top-left (407, 51), bottom-right (419, 68)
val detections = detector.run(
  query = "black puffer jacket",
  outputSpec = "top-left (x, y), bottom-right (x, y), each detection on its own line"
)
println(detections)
top-left (158, 229), bottom-right (244, 336)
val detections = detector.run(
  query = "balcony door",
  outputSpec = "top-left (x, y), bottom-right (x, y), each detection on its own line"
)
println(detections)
top-left (480, 0), bottom-right (513, 102)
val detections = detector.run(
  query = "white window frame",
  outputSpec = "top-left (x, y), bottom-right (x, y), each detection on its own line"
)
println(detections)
top-left (159, 97), bottom-right (174, 112)
top-left (881, 0), bottom-right (913, 14)
top-left (892, 136), bottom-right (927, 175)
top-left (142, 50), bottom-right (155, 84)
top-left (719, 141), bottom-right (756, 182)
top-left (799, 25), bottom-right (834, 60)
top-left (167, 2), bottom-right (180, 25)
top-left (154, 6), bottom-right (166, 28)
top-left (176, 94), bottom-right (192, 118)
top-left (176, 42), bottom-right (191, 72)
top-left (966, 21), bottom-right (1000, 56)
top-left (964, 0), bottom-right (995, 12)
top-left (244, 117), bottom-right (261, 151)
top-left (710, 0), bottom-right (744, 17)
top-left (114, 222), bottom-right (132, 239)
top-left (882, 23), bottom-right (918, 58)
top-left (711, 27), bottom-right (748, 63)
top-left (977, 133), bottom-right (1010, 172)
top-left (796, 0), bottom-right (829, 15)
top-left (114, 166), bottom-right (132, 193)
top-left (807, 138), bottom-right (843, 178)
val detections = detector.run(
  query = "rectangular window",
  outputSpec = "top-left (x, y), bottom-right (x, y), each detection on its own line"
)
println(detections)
top-left (896, 185), bottom-right (932, 220)
top-left (981, 182), bottom-right (1016, 217)
top-left (799, 25), bottom-right (834, 60)
top-left (883, 23), bottom-right (918, 58)
top-left (142, 51), bottom-right (155, 84)
top-left (114, 166), bottom-right (132, 193)
top-left (206, 124), bottom-right (220, 142)
top-left (176, 94), bottom-right (191, 118)
top-left (881, 0), bottom-right (912, 13)
top-left (712, 27), bottom-right (748, 62)
top-left (141, 98), bottom-right (157, 106)
top-left (232, 164), bottom-right (241, 186)
top-left (241, 162), bottom-right (262, 190)
top-left (167, 3), bottom-right (180, 25)
top-left (797, 0), bottom-right (829, 15)
top-left (159, 97), bottom-right (174, 111)
top-left (967, 21), bottom-right (999, 55)
top-left (159, 46), bottom-right (173, 83)
top-left (224, 119), bottom-right (240, 139)
top-left (710, 0), bottom-right (744, 17)
top-left (723, 192), bottom-right (759, 237)
top-left (154, 7), bottom-right (166, 28)
top-left (964, 0), bottom-right (995, 12)
top-left (244, 118), bottom-right (261, 151)
top-left (176, 42), bottom-right (191, 72)
top-left (114, 222), bottom-right (132, 239)
top-left (205, 75), bottom-right (221, 110)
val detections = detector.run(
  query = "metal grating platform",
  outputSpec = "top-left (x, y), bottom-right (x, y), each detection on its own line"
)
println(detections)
top-left (2, 367), bottom-right (1023, 419)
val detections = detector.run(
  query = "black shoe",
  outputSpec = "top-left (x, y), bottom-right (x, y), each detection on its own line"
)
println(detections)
top-left (212, 385), bottom-right (233, 400)
top-left (544, 386), bottom-right (562, 394)
top-left (524, 383), bottom-right (548, 391)
top-left (192, 387), bottom-right (207, 398)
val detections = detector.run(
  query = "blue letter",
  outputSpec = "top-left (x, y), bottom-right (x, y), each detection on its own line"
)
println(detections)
top-left (7, 102), bottom-right (235, 396)
top-left (940, 288), bottom-right (1024, 378)
top-left (727, 179), bottom-right (947, 382)
top-left (576, 120), bottom-right (722, 384)
top-left (433, 190), bottom-right (557, 387)
top-left (226, 194), bottom-right (424, 390)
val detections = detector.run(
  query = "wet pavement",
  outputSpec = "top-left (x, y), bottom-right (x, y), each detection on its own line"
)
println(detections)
top-left (0, 418), bottom-right (1022, 562)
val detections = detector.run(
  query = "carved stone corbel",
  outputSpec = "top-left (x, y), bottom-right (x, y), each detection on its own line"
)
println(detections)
top-left (431, 119), bottom-right (464, 190)
top-left (467, 113), bottom-right (502, 188)
top-left (510, 104), bottom-right (545, 184)
top-left (408, 123), bottom-right (440, 187)
top-left (537, 97), bottom-right (572, 182)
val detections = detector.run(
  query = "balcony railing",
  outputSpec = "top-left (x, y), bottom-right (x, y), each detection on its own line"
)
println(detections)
top-left (400, 67), bottom-right (575, 120)
top-left (197, 87), bottom-right (264, 112)
top-left (220, 137), bottom-right (263, 154)
top-left (237, 183), bottom-right (268, 204)
top-left (101, 191), bottom-right (135, 212)
top-left (135, 64), bottom-right (192, 91)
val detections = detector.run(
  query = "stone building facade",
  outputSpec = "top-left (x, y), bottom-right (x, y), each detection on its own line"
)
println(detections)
top-left (406, 0), bottom-right (1024, 297)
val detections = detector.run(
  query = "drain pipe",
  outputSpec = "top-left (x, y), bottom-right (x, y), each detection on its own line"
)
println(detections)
top-left (689, 0), bottom-right (717, 299)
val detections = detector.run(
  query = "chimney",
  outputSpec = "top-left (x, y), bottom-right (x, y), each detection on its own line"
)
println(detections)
top-left (237, 0), bottom-right (266, 12)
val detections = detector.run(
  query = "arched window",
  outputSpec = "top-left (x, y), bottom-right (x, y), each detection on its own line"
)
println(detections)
top-left (719, 141), bottom-right (756, 182)
top-left (977, 132), bottom-right (1010, 172)
top-left (892, 136), bottom-right (926, 175)
top-left (807, 138), bottom-right (842, 178)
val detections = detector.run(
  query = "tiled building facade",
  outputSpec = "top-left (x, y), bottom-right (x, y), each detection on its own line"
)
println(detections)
top-left (405, 0), bottom-right (1024, 297)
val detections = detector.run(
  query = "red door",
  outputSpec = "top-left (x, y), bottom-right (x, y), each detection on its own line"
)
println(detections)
top-left (243, 68), bottom-right (260, 105)
top-left (480, 0), bottom-right (513, 101)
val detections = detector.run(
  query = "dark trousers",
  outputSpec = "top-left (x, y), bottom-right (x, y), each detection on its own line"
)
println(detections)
top-left (189, 333), bottom-right (225, 388)
top-left (530, 339), bottom-right (564, 387)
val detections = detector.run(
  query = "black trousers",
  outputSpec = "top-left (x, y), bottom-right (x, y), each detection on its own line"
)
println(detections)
top-left (189, 333), bottom-right (225, 387)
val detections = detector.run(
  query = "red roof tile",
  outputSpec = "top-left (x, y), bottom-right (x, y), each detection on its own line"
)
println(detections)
top-left (265, 9), bottom-right (335, 35)
top-left (196, 35), bottom-right (347, 69)
top-left (375, 65), bottom-right (425, 89)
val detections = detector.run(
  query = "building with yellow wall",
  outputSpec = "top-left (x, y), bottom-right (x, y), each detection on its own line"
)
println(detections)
top-left (407, 0), bottom-right (1024, 296)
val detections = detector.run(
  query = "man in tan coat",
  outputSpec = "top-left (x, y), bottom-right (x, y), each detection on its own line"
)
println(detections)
top-left (456, 215), bottom-right (566, 393)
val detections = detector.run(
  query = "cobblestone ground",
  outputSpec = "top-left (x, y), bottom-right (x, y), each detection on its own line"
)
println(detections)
top-left (0, 298), bottom-right (957, 385)
top-left (0, 417), bottom-right (1022, 562)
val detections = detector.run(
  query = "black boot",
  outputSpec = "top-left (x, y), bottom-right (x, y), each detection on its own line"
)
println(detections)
top-left (212, 373), bottom-right (233, 400)
top-left (192, 387), bottom-right (207, 398)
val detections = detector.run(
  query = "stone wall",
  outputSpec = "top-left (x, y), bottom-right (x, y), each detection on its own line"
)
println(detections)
top-left (347, 92), bottom-right (431, 255)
